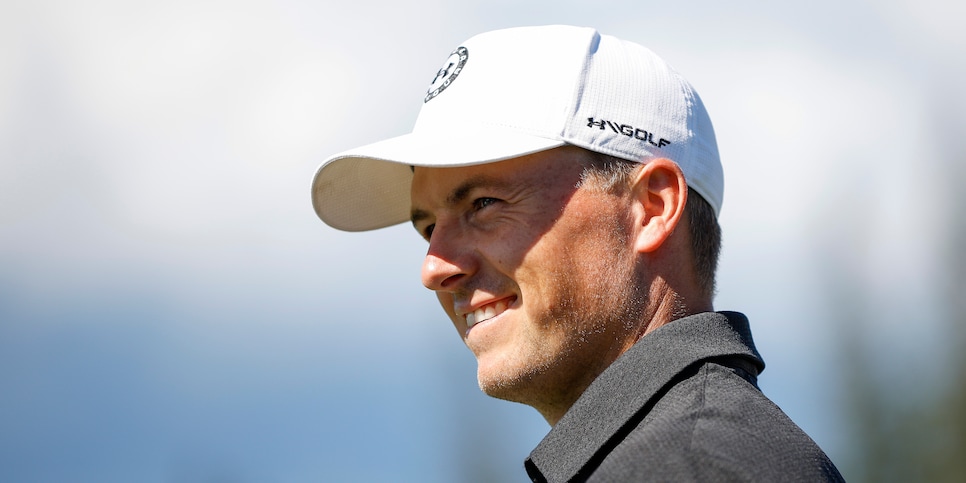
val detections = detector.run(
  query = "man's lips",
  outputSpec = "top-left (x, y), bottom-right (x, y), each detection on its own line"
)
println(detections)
top-left (464, 296), bottom-right (516, 330)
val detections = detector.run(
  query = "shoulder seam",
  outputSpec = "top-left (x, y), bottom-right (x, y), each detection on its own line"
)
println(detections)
top-left (686, 362), bottom-right (710, 452)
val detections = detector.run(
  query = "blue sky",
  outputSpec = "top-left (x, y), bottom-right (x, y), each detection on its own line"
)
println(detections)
top-left (1, 1), bottom-right (964, 481)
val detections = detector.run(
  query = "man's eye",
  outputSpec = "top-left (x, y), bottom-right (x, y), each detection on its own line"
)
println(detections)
top-left (423, 224), bottom-right (435, 240)
top-left (473, 197), bottom-right (498, 211)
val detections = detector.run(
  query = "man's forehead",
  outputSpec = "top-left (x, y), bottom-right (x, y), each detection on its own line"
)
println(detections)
top-left (410, 167), bottom-right (515, 223)
top-left (412, 161), bottom-right (519, 197)
top-left (412, 146), bottom-right (588, 186)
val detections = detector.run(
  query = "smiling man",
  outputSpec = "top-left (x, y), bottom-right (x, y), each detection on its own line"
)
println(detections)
top-left (311, 25), bottom-right (843, 482)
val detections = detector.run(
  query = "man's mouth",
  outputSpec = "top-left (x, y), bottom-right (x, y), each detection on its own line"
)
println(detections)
top-left (465, 298), bottom-right (513, 329)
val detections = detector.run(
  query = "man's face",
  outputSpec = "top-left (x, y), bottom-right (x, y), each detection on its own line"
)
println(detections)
top-left (410, 147), bottom-right (646, 411)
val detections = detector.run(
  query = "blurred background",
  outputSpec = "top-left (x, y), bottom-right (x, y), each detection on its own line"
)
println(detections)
top-left (1, 0), bottom-right (964, 481)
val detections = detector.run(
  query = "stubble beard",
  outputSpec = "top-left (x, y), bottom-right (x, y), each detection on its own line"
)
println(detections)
top-left (477, 231), bottom-right (647, 414)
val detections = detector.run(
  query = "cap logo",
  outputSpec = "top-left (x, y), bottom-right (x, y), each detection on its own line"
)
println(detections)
top-left (425, 46), bottom-right (468, 103)
top-left (587, 117), bottom-right (671, 148)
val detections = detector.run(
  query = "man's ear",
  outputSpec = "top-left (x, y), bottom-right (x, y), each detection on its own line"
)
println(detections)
top-left (629, 158), bottom-right (688, 254)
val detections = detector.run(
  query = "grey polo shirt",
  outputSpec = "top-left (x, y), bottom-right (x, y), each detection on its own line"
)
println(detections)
top-left (525, 311), bottom-right (844, 482)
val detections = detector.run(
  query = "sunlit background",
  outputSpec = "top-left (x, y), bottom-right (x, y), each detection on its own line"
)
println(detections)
top-left (2, 1), bottom-right (964, 481)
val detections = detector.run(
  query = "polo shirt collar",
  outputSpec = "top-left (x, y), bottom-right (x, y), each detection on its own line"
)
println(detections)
top-left (525, 311), bottom-right (764, 482)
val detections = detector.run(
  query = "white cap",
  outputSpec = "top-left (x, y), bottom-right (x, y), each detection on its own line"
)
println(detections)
top-left (311, 25), bottom-right (722, 231)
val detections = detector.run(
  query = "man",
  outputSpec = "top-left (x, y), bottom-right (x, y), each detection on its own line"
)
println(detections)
top-left (311, 25), bottom-right (844, 482)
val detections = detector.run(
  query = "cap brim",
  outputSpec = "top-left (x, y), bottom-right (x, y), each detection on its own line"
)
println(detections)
top-left (311, 126), bottom-right (565, 231)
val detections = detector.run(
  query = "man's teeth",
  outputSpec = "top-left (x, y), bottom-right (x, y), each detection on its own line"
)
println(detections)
top-left (465, 300), bottom-right (509, 328)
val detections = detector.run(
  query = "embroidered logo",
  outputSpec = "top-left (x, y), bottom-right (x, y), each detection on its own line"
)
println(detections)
top-left (587, 117), bottom-right (671, 148)
top-left (425, 47), bottom-right (468, 103)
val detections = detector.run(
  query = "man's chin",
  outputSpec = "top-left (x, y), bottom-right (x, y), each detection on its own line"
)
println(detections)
top-left (477, 379), bottom-right (525, 404)
top-left (475, 364), bottom-right (535, 404)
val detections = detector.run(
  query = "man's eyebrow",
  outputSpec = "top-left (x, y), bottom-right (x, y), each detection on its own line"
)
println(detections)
top-left (448, 175), bottom-right (492, 205)
top-left (410, 174), bottom-right (509, 226)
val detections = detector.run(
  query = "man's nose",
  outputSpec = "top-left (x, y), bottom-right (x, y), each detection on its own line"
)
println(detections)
top-left (421, 227), bottom-right (475, 292)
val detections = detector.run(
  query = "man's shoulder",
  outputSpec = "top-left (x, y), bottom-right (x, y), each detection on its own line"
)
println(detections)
top-left (590, 359), bottom-right (844, 482)
top-left (525, 313), bottom-right (845, 482)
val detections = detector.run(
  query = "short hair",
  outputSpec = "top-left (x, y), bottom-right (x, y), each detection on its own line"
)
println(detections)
top-left (578, 152), bottom-right (721, 299)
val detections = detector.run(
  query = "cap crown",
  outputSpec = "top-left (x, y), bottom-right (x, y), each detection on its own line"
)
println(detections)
top-left (311, 25), bottom-right (722, 231)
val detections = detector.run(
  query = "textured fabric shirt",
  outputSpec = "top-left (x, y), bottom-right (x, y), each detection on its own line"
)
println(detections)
top-left (525, 311), bottom-right (844, 482)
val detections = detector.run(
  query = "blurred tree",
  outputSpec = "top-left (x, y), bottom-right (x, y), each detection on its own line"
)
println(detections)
top-left (830, 92), bottom-right (966, 482)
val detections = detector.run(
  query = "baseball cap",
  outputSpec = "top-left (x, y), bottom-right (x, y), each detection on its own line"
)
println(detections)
top-left (311, 25), bottom-right (722, 232)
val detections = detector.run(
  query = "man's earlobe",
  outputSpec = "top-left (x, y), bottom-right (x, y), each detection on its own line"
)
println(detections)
top-left (631, 158), bottom-right (688, 254)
